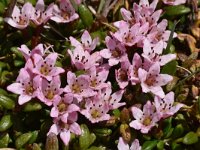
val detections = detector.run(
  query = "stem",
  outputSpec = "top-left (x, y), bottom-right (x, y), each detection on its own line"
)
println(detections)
top-left (177, 65), bottom-right (192, 74)
top-left (172, 68), bottom-right (200, 90)
top-left (97, 0), bottom-right (105, 14)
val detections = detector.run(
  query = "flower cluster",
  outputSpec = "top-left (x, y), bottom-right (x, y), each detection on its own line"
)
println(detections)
top-left (6, 0), bottom-right (185, 148)
top-left (4, 0), bottom-right (80, 29)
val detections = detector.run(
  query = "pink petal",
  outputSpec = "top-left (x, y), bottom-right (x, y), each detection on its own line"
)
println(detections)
top-left (69, 122), bottom-right (81, 135)
top-left (7, 83), bottom-right (23, 94)
top-left (18, 94), bottom-right (32, 105)
top-left (60, 130), bottom-right (70, 146)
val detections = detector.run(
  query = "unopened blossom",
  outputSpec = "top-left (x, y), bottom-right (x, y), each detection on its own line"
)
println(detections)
top-left (138, 63), bottom-right (173, 98)
top-left (50, 93), bottom-right (80, 123)
top-left (68, 46), bottom-right (102, 70)
top-left (51, 0), bottom-right (79, 23)
top-left (113, 21), bottom-right (149, 47)
top-left (100, 36), bottom-right (127, 66)
top-left (115, 60), bottom-right (130, 89)
top-left (4, 3), bottom-right (34, 29)
top-left (37, 76), bottom-right (63, 106)
top-left (32, 53), bottom-right (65, 81)
top-left (64, 71), bottom-right (95, 102)
top-left (48, 112), bottom-right (81, 146)
top-left (80, 95), bottom-right (110, 123)
top-left (128, 53), bottom-right (143, 85)
top-left (129, 101), bottom-right (159, 133)
top-left (7, 68), bottom-right (41, 105)
top-left (87, 67), bottom-right (109, 90)
top-left (32, 0), bottom-right (54, 25)
top-left (18, 44), bottom-right (45, 60)
top-left (162, 0), bottom-right (186, 5)
top-left (70, 30), bottom-right (99, 53)
top-left (142, 39), bottom-right (176, 66)
top-left (154, 92), bottom-right (184, 119)
top-left (118, 137), bottom-right (141, 150)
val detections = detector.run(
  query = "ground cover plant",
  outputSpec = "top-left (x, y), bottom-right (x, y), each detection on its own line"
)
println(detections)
top-left (0, 0), bottom-right (200, 149)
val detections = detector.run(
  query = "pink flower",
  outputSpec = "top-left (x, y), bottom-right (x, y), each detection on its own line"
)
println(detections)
top-left (48, 113), bottom-right (81, 146)
top-left (100, 36), bottom-right (127, 66)
top-left (32, 0), bottom-right (54, 25)
top-left (162, 0), bottom-right (186, 5)
top-left (115, 60), bottom-right (130, 89)
top-left (128, 53), bottom-right (143, 85)
top-left (32, 53), bottom-right (65, 81)
top-left (37, 76), bottom-right (63, 106)
top-left (147, 19), bottom-right (176, 47)
top-left (7, 68), bottom-right (41, 105)
top-left (51, 0), bottom-right (79, 23)
top-left (118, 137), bottom-right (141, 150)
top-left (50, 93), bottom-right (80, 123)
top-left (80, 95), bottom-right (110, 123)
top-left (64, 71), bottom-right (95, 102)
top-left (87, 67), bottom-right (109, 90)
top-left (142, 39), bottom-right (176, 66)
top-left (70, 30), bottom-right (99, 53)
top-left (113, 22), bottom-right (149, 47)
top-left (129, 101), bottom-right (159, 133)
top-left (18, 44), bottom-right (45, 60)
top-left (138, 63), bottom-right (173, 98)
top-left (68, 46), bottom-right (101, 70)
top-left (98, 85), bottom-right (125, 110)
top-left (4, 3), bottom-right (34, 29)
top-left (154, 92), bottom-right (184, 119)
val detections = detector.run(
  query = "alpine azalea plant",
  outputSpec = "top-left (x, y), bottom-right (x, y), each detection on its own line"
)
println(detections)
top-left (3, 0), bottom-right (189, 149)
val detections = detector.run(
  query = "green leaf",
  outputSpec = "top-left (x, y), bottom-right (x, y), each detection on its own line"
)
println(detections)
top-left (183, 132), bottom-right (198, 145)
top-left (23, 102), bottom-right (42, 112)
top-left (142, 140), bottom-right (157, 150)
top-left (164, 5), bottom-right (191, 16)
top-left (93, 128), bottom-right (112, 137)
top-left (157, 141), bottom-right (165, 150)
top-left (15, 133), bottom-right (33, 149)
top-left (79, 124), bottom-right (96, 150)
top-left (45, 133), bottom-right (59, 150)
top-left (0, 95), bottom-right (15, 110)
top-left (171, 124), bottom-right (184, 139)
top-left (163, 117), bottom-right (172, 137)
top-left (87, 146), bottom-right (106, 150)
top-left (0, 133), bottom-right (10, 148)
top-left (0, 115), bottom-right (13, 132)
top-left (78, 5), bottom-right (93, 28)
top-left (161, 60), bottom-right (177, 75)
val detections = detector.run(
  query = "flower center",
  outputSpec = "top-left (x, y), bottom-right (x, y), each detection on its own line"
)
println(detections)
top-left (61, 11), bottom-right (70, 20)
top-left (25, 85), bottom-right (34, 95)
top-left (18, 16), bottom-right (27, 25)
top-left (58, 102), bottom-right (68, 112)
top-left (72, 84), bottom-right (81, 93)
top-left (90, 79), bottom-right (97, 87)
top-left (143, 116), bottom-right (152, 126)
top-left (124, 33), bottom-right (133, 43)
top-left (119, 69), bottom-right (128, 81)
top-left (40, 64), bottom-right (50, 75)
top-left (91, 109), bottom-right (101, 119)
top-left (45, 90), bottom-right (54, 100)
top-left (112, 48), bottom-right (121, 58)
top-left (145, 76), bottom-right (156, 86)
